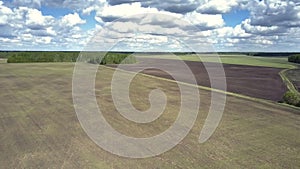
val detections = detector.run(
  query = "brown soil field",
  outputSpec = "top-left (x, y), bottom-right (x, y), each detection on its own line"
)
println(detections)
top-left (109, 58), bottom-right (287, 101)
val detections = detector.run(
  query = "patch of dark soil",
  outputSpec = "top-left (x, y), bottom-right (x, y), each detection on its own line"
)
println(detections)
top-left (108, 58), bottom-right (287, 101)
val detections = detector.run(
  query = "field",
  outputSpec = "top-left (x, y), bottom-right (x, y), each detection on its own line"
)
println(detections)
top-left (0, 58), bottom-right (6, 64)
top-left (0, 62), bottom-right (299, 168)
top-left (137, 53), bottom-right (297, 69)
top-left (109, 57), bottom-right (287, 101)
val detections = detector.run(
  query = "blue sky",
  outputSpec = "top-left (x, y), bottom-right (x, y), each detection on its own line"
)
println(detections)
top-left (0, 0), bottom-right (299, 52)
top-left (222, 9), bottom-right (249, 27)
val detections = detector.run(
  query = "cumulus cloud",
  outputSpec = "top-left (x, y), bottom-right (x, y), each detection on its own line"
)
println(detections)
top-left (0, 1), bottom-right (13, 25)
top-left (29, 27), bottom-right (57, 36)
top-left (95, 2), bottom-right (159, 23)
top-left (241, 19), bottom-right (286, 36)
top-left (94, 2), bottom-right (224, 31)
top-left (0, 2), bottom-right (92, 50)
top-left (59, 0), bottom-right (107, 11)
top-left (216, 0), bottom-right (300, 51)
top-left (60, 13), bottom-right (86, 27)
top-left (197, 0), bottom-right (239, 14)
top-left (184, 11), bottom-right (224, 30)
top-left (25, 8), bottom-right (55, 29)
top-left (86, 12), bottom-right (218, 52)
top-left (143, 0), bottom-right (199, 14)
top-left (247, 0), bottom-right (300, 27)
top-left (107, 0), bottom-right (199, 14)
top-left (0, 0), bottom-right (300, 51)
top-left (12, 0), bottom-right (42, 8)
top-left (35, 36), bottom-right (52, 44)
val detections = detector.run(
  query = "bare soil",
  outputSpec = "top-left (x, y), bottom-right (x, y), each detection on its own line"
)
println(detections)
top-left (109, 58), bottom-right (287, 101)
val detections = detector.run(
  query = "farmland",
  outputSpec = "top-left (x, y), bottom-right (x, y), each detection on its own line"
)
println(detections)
top-left (134, 53), bottom-right (300, 106)
top-left (109, 57), bottom-right (287, 101)
top-left (0, 62), bottom-right (299, 168)
top-left (285, 69), bottom-right (300, 92)
top-left (137, 53), bottom-right (297, 69)
top-left (1, 0), bottom-right (300, 168)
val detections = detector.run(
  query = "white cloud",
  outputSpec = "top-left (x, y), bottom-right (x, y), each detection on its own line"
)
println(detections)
top-left (61, 13), bottom-right (86, 27)
top-left (46, 27), bottom-right (56, 36)
top-left (184, 11), bottom-right (224, 29)
top-left (241, 19), bottom-right (283, 35)
top-left (12, 0), bottom-right (42, 8)
top-left (247, 0), bottom-right (300, 27)
top-left (197, 0), bottom-right (240, 14)
top-left (0, 1), bottom-right (13, 14)
top-left (72, 34), bottom-right (84, 39)
top-left (232, 24), bottom-right (251, 38)
top-left (227, 38), bottom-right (240, 43)
top-left (107, 0), bottom-right (199, 14)
top-left (0, 3), bottom-right (92, 50)
top-left (0, 0), bottom-right (300, 52)
top-left (25, 8), bottom-right (54, 29)
top-left (21, 33), bottom-right (33, 41)
top-left (215, 24), bottom-right (251, 38)
top-left (95, 2), bottom-right (159, 23)
top-left (0, 1), bottom-right (13, 25)
top-left (82, 6), bottom-right (98, 15)
top-left (251, 37), bottom-right (274, 45)
top-left (36, 36), bottom-right (52, 44)
top-left (120, 34), bottom-right (168, 45)
top-left (0, 37), bottom-right (20, 43)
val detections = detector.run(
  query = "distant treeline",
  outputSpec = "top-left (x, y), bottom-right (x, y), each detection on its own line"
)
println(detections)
top-left (173, 52), bottom-right (300, 57)
top-left (0, 51), bottom-right (22, 58)
top-left (246, 52), bottom-right (299, 57)
top-left (135, 52), bottom-right (300, 56)
top-left (7, 52), bottom-right (79, 63)
top-left (288, 54), bottom-right (300, 64)
top-left (175, 52), bottom-right (300, 57)
top-left (3, 51), bottom-right (300, 58)
top-left (5, 51), bottom-right (136, 64)
top-left (87, 52), bottom-right (136, 64)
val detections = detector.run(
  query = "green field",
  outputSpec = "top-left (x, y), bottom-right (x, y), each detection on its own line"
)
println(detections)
top-left (137, 54), bottom-right (297, 69)
top-left (0, 62), bottom-right (299, 168)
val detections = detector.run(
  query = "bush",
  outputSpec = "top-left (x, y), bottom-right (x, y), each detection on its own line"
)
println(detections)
top-left (288, 54), bottom-right (300, 64)
top-left (282, 91), bottom-right (300, 107)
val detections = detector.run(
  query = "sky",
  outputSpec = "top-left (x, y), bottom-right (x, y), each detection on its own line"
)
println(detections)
top-left (0, 0), bottom-right (299, 52)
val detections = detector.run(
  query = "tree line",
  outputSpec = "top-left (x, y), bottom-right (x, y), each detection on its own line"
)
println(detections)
top-left (6, 51), bottom-right (136, 65)
top-left (7, 52), bottom-right (79, 63)
top-left (87, 52), bottom-right (136, 64)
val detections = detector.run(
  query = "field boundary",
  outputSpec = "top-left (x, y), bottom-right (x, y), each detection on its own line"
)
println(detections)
top-left (102, 65), bottom-right (300, 112)
top-left (279, 68), bottom-right (300, 94)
